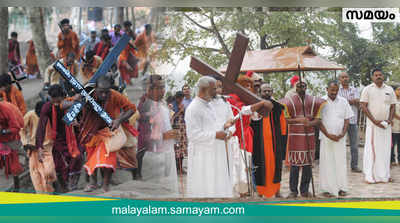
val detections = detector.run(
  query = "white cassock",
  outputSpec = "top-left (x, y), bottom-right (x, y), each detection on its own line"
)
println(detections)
top-left (209, 97), bottom-right (248, 197)
top-left (185, 97), bottom-right (233, 198)
top-left (360, 83), bottom-right (396, 183)
top-left (141, 100), bottom-right (179, 197)
top-left (319, 96), bottom-right (353, 196)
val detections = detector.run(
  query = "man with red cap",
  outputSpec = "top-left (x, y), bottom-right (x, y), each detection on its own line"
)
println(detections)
top-left (285, 75), bottom-right (300, 98)
top-left (246, 71), bottom-right (263, 96)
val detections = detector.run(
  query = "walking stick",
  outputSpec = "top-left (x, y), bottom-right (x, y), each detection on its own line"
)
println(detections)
top-left (224, 138), bottom-right (231, 177)
top-left (298, 67), bottom-right (316, 198)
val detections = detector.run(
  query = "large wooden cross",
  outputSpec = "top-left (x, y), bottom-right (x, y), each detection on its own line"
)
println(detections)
top-left (190, 33), bottom-right (268, 115)
top-left (53, 33), bottom-right (132, 127)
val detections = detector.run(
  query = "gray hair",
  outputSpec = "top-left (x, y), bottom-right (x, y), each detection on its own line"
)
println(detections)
top-left (195, 76), bottom-right (216, 95)
top-left (261, 83), bottom-right (272, 89)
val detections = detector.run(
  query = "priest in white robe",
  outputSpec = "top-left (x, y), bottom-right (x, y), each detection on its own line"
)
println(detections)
top-left (185, 76), bottom-right (233, 198)
top-left (319, 81), bottom-right (353, 197)
top-left (208, 76), bottom-right (250, 197)
top-left (360, 69), bottom-right (396, 184)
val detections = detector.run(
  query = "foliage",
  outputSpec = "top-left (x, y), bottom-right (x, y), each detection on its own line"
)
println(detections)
top-left (157, 7), bottom-right (400, 97)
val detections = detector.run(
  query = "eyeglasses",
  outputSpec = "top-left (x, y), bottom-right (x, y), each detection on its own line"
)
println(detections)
top-left (297, 84), bottom-right (307, 88)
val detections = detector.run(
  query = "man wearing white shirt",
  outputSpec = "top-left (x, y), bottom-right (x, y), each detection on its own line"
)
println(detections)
top-left (360, 68), bottom-right (396, 184)
top-left (319, 81), bottom-right (354, 197)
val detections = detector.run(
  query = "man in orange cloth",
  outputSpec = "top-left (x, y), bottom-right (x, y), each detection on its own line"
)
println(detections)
top-left (80, 50), bottom-right (103, 84)
top-left (57, 18), bottom-right (79, 60)
top-left (0, 74), bottom-right (26, 115)
top-left (77, 75), bottom-right (136, 192)
top-left (250, 83), bottom-right (287, 198)
top-left (134, 24), bottom-right (156, 73)
top-left (25, 40), bottom-right (40, 77)
top-left (94, 34), bottom-right (113, 61)
top-left (118, 21), bottom-right (139, 85)
top-left (0, 100), bottom-right (24, 192)
top-left (36, 85), bottom-right (82, 193)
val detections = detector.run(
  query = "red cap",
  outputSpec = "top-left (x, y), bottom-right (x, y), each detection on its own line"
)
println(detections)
top-left (290, 75), bottom-right (299, 87)
top-left (246, 71), bottom-right (254, 78)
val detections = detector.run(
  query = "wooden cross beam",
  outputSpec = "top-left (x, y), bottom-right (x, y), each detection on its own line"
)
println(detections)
top-left (53, 33), bottom-right (132, 127)
top-left (190, 33), bottom-right (268, 115)
top-left (54, 61), bottom-right (113, 127)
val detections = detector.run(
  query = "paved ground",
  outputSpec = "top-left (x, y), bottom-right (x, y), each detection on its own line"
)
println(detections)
top-left (2, 78), bottom-right (400, 201)
top-left (279, 147), bottom-right (400, 200)
top-left (79, 143), bottom-right (400, 200)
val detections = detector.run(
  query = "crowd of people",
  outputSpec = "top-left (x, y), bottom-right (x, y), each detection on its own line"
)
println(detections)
top-left (0, 17), bottom-right (399, 199)
top-left (182, 69), bottom-right (397, 199)
top-left (8, 18), bottom-right (156, 86)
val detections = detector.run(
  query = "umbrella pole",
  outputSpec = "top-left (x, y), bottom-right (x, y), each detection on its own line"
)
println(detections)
top-left (298, 67), bottom-right (316, 198)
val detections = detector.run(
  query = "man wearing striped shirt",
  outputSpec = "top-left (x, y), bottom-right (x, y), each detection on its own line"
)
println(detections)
top-left (338, 72), bottom-right (362, 173)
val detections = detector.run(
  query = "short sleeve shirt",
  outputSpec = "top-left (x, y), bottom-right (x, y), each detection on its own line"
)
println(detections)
top-left (360, 83), bottom-right (396, 124)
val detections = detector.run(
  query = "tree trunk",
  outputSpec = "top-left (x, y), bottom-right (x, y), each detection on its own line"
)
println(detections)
top-left (78, 7), bottom-right (82, 36)
top-left (114, 7), bottom-right (124, 26)
top-left (0, 7), bottom-right (8, 74)
top-left (109, 7), bottom-right (113, 27)
top-left (125, 7), bottom-right (129, 21)
top-left (131, 7), bottom-right (136, 32)
top-left (256, 7), bottom-right (267, 50)
top-left (28, 7), bottom-right (52, 78)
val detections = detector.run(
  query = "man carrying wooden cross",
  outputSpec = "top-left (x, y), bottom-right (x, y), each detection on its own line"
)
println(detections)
top-left (73, 75), bottom-right (136, 193)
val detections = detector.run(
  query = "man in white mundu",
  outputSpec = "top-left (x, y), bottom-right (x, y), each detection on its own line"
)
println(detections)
top-left (319, 81), bottom-right (353, 197)
top-left (185, 76), bottom-right (233, 198)
top-left (360, 68), bottom-right (396, 184)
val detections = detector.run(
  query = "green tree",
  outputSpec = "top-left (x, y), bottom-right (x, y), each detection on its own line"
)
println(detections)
top-left (157, 7), bottom-right (394, 95)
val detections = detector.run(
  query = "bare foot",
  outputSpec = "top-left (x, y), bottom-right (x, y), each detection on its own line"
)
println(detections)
top-left (102, 184), bottom-right (110, 193)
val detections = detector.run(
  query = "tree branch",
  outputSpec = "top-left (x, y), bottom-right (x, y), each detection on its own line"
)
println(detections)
top-left (176, 41), bottom-right (222, 52)
top-left (236, 7), bottom-right (246, 35)
top-left (183, 13), bottom-right (213, 32)
top-left (209, 10), bottom-right (231, 57)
